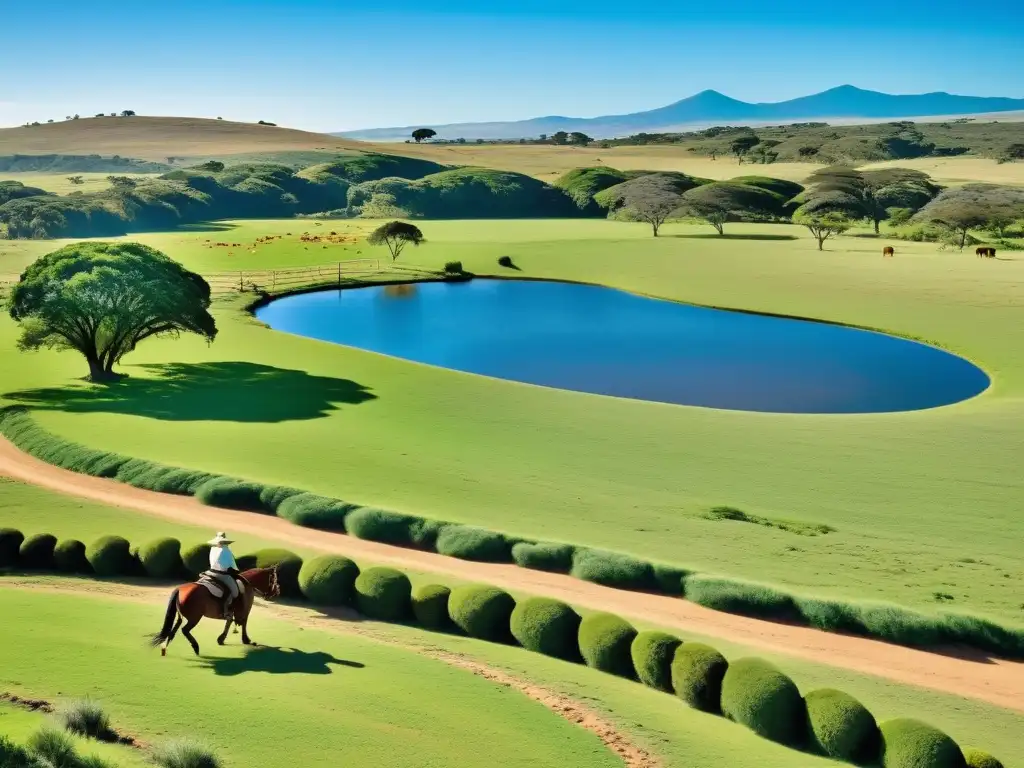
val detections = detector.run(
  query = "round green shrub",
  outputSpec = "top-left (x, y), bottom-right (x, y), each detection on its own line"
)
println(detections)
top-left (86, 536), bottom-right (135, 577)
top-left (671, 642), bottom-right (728, 713)
top-left (181, 543), bottom-right (211, 578)
top-left (137, 538), bottom-right (182, 579)
top-left (577, 612), bottom-right (637, 678)
top-left (435, 526), bottom-right (513, 562)
top-left (631, 631), bottom-right (682, 692)
top-left (194, 478), bottom-right (270, 513)
top-left (411, 584), bottom-right (452, 630)
top-left (354, 567), bottom-right (412, 621)
top-left (570, 548), bottom-right (654, 590)
top-left (804, 688), bottom-right (879, 762)
top-left (53, 540), bottom-right (90, 574)
top-left (510, 597), bottom-right (582, 660)
top-left (510, 541), bottom-right (574, 572)
top-left (448, 585), bottom-right (516, 642)
top-left (298, 555), bottom-right (360, 606)
top-left (19, 534), bottom-right (57, 569)
top-left (879, 719), bottom-right (967, 768)
top-left (0, 528), bottom-right (25, 567)
top-left (277, 494), bottom-right (354, 531)
top-left (345, 508), bottom-right (445, 548)
top-left (963, 748), bottom-right (1004, 768)
top-left (721, 658), bottom-right (806, 746)
top-left (236, 549), bottom-right (303, 598)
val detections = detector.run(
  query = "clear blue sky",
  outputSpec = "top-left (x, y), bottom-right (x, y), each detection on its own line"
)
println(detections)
top-left (3, 0), bottom-right (1021, 131)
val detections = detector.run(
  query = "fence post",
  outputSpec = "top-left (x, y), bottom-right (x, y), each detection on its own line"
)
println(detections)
top-left (238, 272), bottom-right (243, 292)
top-left (338, 262), bottom-right (341, 287)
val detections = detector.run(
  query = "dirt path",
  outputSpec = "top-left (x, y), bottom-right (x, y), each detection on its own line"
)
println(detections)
top-left (0, 579), bottom-right (657, 768)
top-left (1, 437), bottom-right (1022, 712)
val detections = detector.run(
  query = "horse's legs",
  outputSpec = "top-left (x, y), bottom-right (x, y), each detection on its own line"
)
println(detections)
top-left (217, 617), bottom-right (233, 646)
top-left (181, 619), bottom-right (201, 656)
top-left (240, 616), bottom-right (256, 646)
top-left (161, 616), bottom-right (183, 656)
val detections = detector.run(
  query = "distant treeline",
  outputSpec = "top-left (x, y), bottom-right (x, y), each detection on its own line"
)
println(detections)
top-left (0, 154), bottom-right (170, 173)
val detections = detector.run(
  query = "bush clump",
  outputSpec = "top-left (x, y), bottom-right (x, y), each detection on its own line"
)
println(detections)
top-left (19, 533), bottom-right (57, 569)
top-left (448, 584), bottom-right (516, 642)
top-left (27, 726), bottom-right (78, 768)
top-left (962, 748), bottom-right (1004, 768)
top-left (276, 493), bottom-right (354, 531)
top-left (671, 642), bottom-right (728, 713)
top-left (878, 719), bottom-right (967, 768)
top-left (194, 478), bottom-right (272, 513)
top-left (0, 527), bottom-right (24, 566)
top-left (721, 657), bottom-right (807, 746)
top-left (631, 631), bottom-right (682, 692)
top-left (54, 539), bottom-right (91, 574)
top-left (443, 261), bottom-right (464, 274)
top-left (152, 738), bottom-right (223, 768)
top-left (298, 555), bottom-right (360, 606)
top-left (180, 543), bottom-right (211, 578)
top-left (0, 734), bottom-right (32, 766)
top-left (571, 548), bottom-right (653, 590)
top-left (345, 508), bottom-right (445, 549)
top-left (137, 538), bottom-right (183, 579)
top-left (411, 584), bottom-right (452, 630)
top-left (578, 612), bottom-right (638, 678)
top-left (510, 541), bottom-right (574, 572)
top-left (497, 255), bottom-right (515, 268)
top-left (86, 536), bottom-right (135, 577)
top-left (803, 688), bottom-right (880, 762)
top-left (684, 574), bottom-right (800, 621)
top-left (58, 698), bottom-right (111, 739)
top-left (354, 567), bottom-right (412, 621)
top-left (236, 549), bottom-right (303, 598)
top-left (652, 563), bottom-right (690, 596)
top-left (510, 597), bottom-right (582, 660)
top-left (435, 526), bottom-right (514, 562)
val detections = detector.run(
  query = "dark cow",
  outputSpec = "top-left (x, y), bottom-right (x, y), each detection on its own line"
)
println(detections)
top-left (883, 246), bottom-right (895, 258)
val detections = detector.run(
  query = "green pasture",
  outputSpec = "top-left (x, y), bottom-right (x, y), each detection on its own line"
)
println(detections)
top-left (0, 588), bottom-right (620, 768)
top-left (0, 172), bottom-right (157, 196)
top-left (3, 493), bottom-right (1022, 767)
top-left (1, 218), bottom-right (1023, 623)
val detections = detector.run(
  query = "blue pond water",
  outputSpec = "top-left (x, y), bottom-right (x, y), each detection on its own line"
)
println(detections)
top-left (255, 280), bottom-right (989, 414)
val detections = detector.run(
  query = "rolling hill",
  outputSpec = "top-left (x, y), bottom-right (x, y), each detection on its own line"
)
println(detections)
top-left (336, 85), bottom-right (1024, 141)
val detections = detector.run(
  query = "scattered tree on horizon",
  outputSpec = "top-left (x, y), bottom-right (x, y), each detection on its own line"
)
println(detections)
top-left (195, 160), bottom-right (225, 173)
top-left (568, 132), bottom-right (593, 146)
top-left (367, 221), bottom-right (425, 261)
top-left (412, 128), bottom-right (437, 143)
top-left (1004, 143), bottom-right (1024, 161)
top-left (729, 134), bottom-right (760, 163)
top-left (609, 174), bottom-right (687, 237)
top-left (66, 176), bottom-right (85, 186)
top-left (106, 176), bottom-right (138, 189)
top-left (120, 110), bottom-right (136, 117)
top-left (913, 184), bottom-right (1024, 249)
top-left (793, 209), bottom-right (852, 250)
top-left (551, 131), bottom-right (569, 145)
top-left (798, 166), bottom-right (940, 234)
top-left (8, 242), bottom-right (217, 382)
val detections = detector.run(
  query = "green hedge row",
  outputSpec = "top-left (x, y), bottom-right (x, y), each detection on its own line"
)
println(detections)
top-left (0, 526), bottom-right (1004, 768)
top-left (2, 405), bottom-right (1023, 661)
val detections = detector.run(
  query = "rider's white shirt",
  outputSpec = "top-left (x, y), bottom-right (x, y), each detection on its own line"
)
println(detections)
top-left (209, 546), bottom-right (237, 572)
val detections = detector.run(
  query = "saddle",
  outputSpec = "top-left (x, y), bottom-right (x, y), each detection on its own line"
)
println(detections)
top-left (197, 570), bottom-right (246, 600)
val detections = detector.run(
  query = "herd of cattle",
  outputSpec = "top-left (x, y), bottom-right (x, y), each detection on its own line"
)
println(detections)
top-left (881, 246), bottom-right (998, 258)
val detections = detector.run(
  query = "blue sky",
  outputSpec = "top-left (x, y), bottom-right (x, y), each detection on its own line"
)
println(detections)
top-left (3, 0), bottom-right (1021, 131)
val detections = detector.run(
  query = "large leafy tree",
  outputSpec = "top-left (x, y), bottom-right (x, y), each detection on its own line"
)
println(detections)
top-left (411, 128), bottom-right (437, 143)
top-left (8, 242), bottom-right (216, 381)
top-left (793, 209), bottom-right (852, 251)
top-left (601, 174), bottom-right (689, 236)
top-left (799, 166), bottom-right (940, 234)
top-left (681, 182), bottom-right (784, 235)
top-left (367, 220), bottom-right (425, 260)
top-left (913, 183), bottom-right (1024, 249)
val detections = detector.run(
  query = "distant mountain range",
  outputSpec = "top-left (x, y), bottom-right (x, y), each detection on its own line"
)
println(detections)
top-left (335, 86), bottom-right (1024, 141)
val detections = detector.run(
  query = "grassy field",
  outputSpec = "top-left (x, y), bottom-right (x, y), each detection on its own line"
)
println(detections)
top-left (0, 172), bottom-right (158, 195)
top-left (1, 218), bottom-right (1022, 625)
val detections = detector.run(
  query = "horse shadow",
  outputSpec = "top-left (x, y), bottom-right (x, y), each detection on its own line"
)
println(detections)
top-left (196, 646), bottom-right (365, 676)
top-left (4, 361), bottom-right (377, 423)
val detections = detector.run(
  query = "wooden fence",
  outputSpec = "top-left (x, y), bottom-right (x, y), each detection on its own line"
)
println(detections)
top-left (204, 259), bottom-right (383, 294)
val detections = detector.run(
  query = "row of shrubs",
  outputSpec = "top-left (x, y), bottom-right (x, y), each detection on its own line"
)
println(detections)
top-left (0, 527), bottom-right (1004, 768)
top-left (2, 405), bottom-right (1023, 660)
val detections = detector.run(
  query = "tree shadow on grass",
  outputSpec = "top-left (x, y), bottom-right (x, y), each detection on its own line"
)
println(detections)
top-left (667, 233), bottom-right (799, 241)
top-left (5, 361), bottom-right (376, 423)
top-left (196, 645), bottom-right (365, 676)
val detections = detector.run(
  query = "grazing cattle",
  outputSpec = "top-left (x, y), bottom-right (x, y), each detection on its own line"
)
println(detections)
top-left (976, 247), bottom-right (988, 258)
top-left (882, 246), bottom-right (894, 258)
top-left (988, 247), bottom-right (997, 258)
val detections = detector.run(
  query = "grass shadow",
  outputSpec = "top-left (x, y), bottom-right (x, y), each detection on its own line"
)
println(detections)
top-left (5, 361), bottom-right (376, 423)
top-left (174, 221), bottom-right (240, 233)
top-left (668, 233), bottom-right (799, 241)
top-left (196, 645), bottom-right (365, 676)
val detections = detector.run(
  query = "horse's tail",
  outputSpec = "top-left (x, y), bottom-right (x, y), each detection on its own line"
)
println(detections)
top-left (149, 588), bottom-right (180, 647)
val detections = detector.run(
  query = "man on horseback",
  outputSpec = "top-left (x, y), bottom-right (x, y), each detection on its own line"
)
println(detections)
top-left (207, 532), bottom-right (242, 619)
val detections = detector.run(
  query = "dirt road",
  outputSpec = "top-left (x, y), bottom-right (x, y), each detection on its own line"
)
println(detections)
top-left (1, 436), bottom-right (1021, 712)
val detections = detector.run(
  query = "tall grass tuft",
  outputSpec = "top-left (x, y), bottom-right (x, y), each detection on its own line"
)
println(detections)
top-left (27, 725), bottom-right (79, 768)
top-left (152, 739), bottom-right (222, 768)
top-left (57, 699), bottom-right (110, 739)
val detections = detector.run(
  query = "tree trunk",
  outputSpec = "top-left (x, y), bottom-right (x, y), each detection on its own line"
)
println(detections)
top-left (713, 222), bottom-right (724, 235)
top-left (651, 222), bottom-right (659, 237)
top-left (873, 218), bottom-right (880, 235)
top-left (959, 228), bottom-right (968, 250)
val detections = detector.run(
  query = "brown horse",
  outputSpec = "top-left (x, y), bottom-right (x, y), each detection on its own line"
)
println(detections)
top-left (882, 246), bottom-right (894, 258)
top-left (150, 567), bottom-right (280, 657)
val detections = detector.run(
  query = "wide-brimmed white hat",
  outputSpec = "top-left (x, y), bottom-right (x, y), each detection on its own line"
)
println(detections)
top-left (207, 532), bottom-right (234, 546)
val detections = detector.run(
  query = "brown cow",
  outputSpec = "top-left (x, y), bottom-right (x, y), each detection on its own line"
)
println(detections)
top-left (883, 246), bottom-right (894, 258)
top-left (988, 247), bottom-right (997, 259)
top-left (976, 246), bottom-right (988, 258)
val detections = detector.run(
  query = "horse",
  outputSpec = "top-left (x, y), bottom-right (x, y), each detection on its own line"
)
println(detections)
top-left (882, 246), bottom-right (894, 258)
top-left (150, 567), bottom-right (280, 657)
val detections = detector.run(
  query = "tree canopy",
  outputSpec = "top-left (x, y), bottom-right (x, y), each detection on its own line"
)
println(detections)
top-left (8, 242), bottom-right (216, 381)
top-left (793, 209), bottom-right (852, 250)
top-left (913, 184), bottom-right (1024, 248)
top-left (682, 182), bottom-right (786, 235)
top-left (603, 174), bottom-right (687, 236)
top-left (411, 128), bottom-right (437, 143)
top-left (367, 221), bottom-right (425, 260)
top-left (797, 166), bottom-right (940, 233)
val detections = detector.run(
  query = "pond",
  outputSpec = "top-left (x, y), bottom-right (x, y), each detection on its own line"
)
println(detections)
top-left (255, 280), bottom-right (990, 414)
